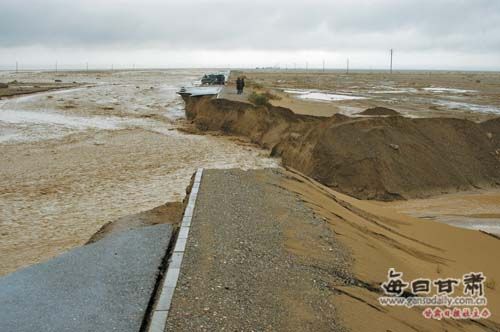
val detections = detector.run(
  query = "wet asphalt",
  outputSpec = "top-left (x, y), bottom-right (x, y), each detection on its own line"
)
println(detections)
top-left (0, 224), bottom-right (172, 332)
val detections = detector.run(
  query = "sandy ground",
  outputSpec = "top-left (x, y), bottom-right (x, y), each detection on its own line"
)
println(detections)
top-left (167, 168), bottom-right (499, 330)
top-left (239, 70), bottom-right (500, 121)
top-left (0, 70), bottom-right (278, 276)
top-left (283, 168), bottom-right (500, 331)
top-left (228, 69), bottom-right (500, 238)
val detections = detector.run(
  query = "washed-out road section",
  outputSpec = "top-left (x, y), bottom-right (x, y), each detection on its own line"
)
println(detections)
top-left (0, 224), bottom-right (172, 332)
top-left (166, 169), bottom-right (347, 331)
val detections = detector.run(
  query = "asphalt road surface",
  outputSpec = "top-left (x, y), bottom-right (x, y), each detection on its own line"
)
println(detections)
top-left (0, 224), bottom-right (172, 332)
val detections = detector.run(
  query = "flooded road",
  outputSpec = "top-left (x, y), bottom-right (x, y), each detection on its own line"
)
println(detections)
top-left (0, 70), bottom-right (278, 275)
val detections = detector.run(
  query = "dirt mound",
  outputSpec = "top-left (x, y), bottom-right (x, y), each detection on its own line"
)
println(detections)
top-left (359, 107), bottom-right (400, 116)
top-left (182, 95), bottom-right (500, 200)
top-left (284, 116), bottom-right (500, 200)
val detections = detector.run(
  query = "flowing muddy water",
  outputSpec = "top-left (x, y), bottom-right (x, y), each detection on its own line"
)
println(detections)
top-left (0, 70), bottom-right (278, 276)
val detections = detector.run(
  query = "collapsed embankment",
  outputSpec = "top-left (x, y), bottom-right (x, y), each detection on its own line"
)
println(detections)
top-left (183, 95), bottom-right (500, 200)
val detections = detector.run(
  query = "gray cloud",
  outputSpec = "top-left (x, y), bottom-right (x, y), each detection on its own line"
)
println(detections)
top-left (1, 0), bottom-right (499, 69)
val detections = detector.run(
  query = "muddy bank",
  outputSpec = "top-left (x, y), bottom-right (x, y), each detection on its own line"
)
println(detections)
top-left (182, 95), bottom-right (500, 200)
top-left (0, 82), bottom-right (80, 99)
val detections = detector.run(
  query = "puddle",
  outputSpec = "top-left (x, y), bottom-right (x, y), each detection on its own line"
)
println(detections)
top-left (337, 105), bottom-right (364, 116)
top-left (439, 217), bottom-right (500, 236)
top-left (284, 89), bottom-right (365, 101)
top-left (298, 92), bottom-right (365, 102)
top-left (368, 87), bottom-right (419, 94)
top-left (424, 87), bottom-right (477, 94)
top-left (284, 89), bottom-right (312, 94)
top-left (433, 100), bottom-right (500, 114)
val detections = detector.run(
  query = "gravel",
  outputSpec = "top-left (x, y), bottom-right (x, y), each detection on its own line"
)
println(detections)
top-left (166, 168), bottom-right (350, 331)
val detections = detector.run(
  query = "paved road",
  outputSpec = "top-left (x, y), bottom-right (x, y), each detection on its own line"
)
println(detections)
top-left (217, 84), bottom-right (250, 103)
top-left (166, 169), bottom-right (349, 331)
top-left (0, 224), bottom-right (172, 332)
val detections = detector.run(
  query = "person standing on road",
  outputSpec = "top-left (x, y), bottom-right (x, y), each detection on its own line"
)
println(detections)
top-left (236, 77), bottom-right (242, 94)
top-left (240, 77), bottom-right (245, 94)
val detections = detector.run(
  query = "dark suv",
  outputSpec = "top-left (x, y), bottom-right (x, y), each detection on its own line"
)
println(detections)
top-left (201, 74), bottom-right (225, 85)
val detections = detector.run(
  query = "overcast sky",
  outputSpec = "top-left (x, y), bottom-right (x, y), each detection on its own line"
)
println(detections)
top-left (1, 0), bottom-right (499, 70)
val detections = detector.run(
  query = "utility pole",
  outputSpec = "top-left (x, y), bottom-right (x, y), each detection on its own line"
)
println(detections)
top-left (390, 49), bottom-right (393, 74)
top-left (322, 59), bottom-right (325, 72)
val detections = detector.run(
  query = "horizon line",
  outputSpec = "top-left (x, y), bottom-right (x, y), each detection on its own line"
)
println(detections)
top-left (1, 67), bottom-right (500, 73)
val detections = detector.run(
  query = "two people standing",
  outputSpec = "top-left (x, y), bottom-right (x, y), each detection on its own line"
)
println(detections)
top-left (236, 77), bottom-right (245, 95)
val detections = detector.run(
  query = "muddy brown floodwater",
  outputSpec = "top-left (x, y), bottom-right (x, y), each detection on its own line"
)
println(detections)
top-left (0, 70), bottom-right (278, 276)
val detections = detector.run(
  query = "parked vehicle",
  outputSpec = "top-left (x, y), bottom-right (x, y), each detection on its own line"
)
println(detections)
top-left (201, 74), bottom-right (225, 85)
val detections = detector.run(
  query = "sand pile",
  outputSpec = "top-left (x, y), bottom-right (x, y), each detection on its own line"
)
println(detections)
top-left (295, 116), bottom-right (500, 200)
top-left (358, 107), bottom-right (400, 116)
top-left (182, 96), bottom-right (500, 200)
